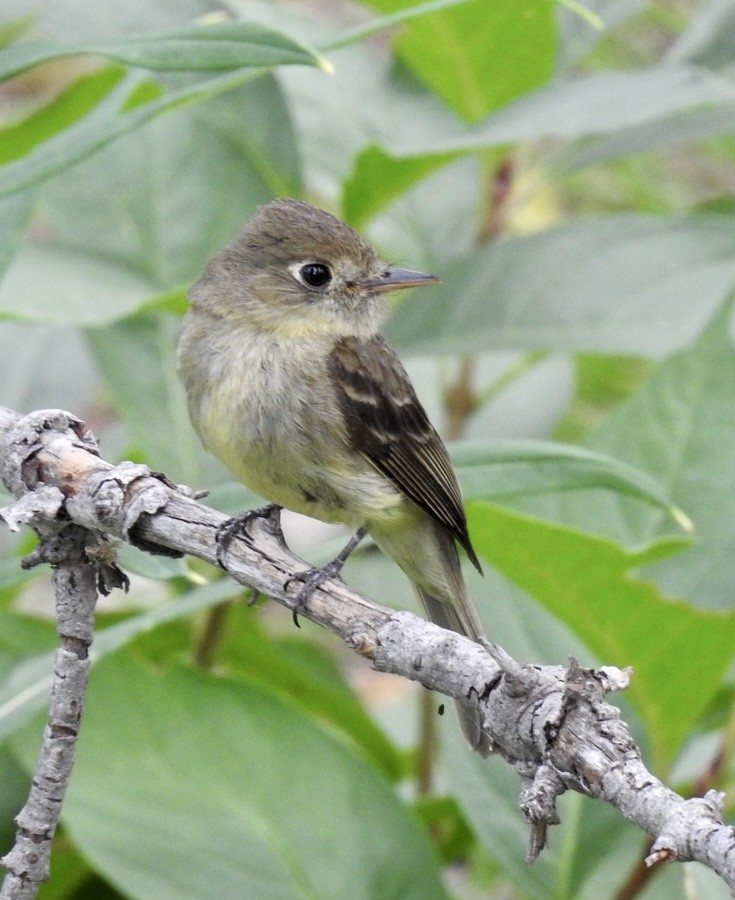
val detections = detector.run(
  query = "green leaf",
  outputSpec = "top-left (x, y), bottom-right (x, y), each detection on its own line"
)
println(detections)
top-left (1, 569), bottom-right (401, 783)
top-left (559, 102), bottom-right (735, 172)
top-left (0, 322), bottom-right (97, 419)
top-left (556, 0), bottom-right (642, 68)
top-left (467, 501), bottom-right (735, 769)
top-left (0, 13), bottom-right (36, 50)
top-left (191, 75), bottom-right (301, 199)
top-left (668, 0), bottom-right (735, 69)
top-left (411, 795), bottom-right (474, 863)
top-left (579, 299), bottom-right (735, 609)
top-left (0, 20), bottom-right (330, 81)
top-left (401, 64), bottom-right (735, 154)
top-left (324, 0), bottom-right (474, 50)
top-left (552, 355), bottom-right (653, 444)
top-left (0, 76), bottom-right (296, 335)
top-left (363, 0), bottom-right (556, 122)
top-left (0, 746), bottom-right (29, 855)
top-left (0, 66), bottom-right (146, 196)
top-left (0, 610), bottom-right (58, 667)
top-left (38, 654), bottom-right (446, 899)
top-left (385, 213), bottom-right (735, 357)
top-left (0, 66), bottom-right (128, 165)
top-left (0, 243), bottom-right (158, 326)
top-left (30, 74), bottom-right (296, 294)
top-left (452, 439), bottom-right (688, 529)
top-left (0, 191), bottom-right (33, 281)
top-left (0, 555), bottom-right (38, 608)
top-left (342, 144), bottom-right (458, 228)
top-left (253, 7), bottom-right (467, 197)
top-left (85, 314), bottom-right (204, 480)
top-left (0, 64), bottom-right (299, 198)
top-left (216, 605), bottom-right (404, 779)
top-left (0, 580), bottom-right (235, 741)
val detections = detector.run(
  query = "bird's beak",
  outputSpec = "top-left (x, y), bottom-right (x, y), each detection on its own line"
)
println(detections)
top-left (359, 267), bottom-right (439, 293)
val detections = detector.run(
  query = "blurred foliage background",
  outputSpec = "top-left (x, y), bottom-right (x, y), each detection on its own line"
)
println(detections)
top-left (2, 0), bottom-right (735, 897)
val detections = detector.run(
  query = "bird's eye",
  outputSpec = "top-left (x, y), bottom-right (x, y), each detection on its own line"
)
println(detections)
top-left (299, 263), bottom-right (332, 288)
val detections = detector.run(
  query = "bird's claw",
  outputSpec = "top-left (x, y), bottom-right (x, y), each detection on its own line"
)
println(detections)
top-left (284, 527), bottom-right (367, 627)
top-left (215, 504), bottom-right (282, 569)
top-left (285, 558), bottom-right (349, 626)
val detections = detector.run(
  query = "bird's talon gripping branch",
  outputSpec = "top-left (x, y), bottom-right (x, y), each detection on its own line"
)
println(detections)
top-left (215, 504), bottom-right (282, 569)
top-left (284, 527), bottom-right (367, 626)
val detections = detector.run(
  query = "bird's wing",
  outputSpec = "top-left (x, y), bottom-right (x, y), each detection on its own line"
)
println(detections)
top-left (328, 335), bottom-right (480, 571)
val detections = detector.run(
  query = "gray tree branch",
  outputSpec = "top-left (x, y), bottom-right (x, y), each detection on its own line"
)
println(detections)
top-left (0, 406), bottom-right (733, 895)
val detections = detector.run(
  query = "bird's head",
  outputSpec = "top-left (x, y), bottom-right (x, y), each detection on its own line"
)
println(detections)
top-left (188, 199), bottom-right (437, 339)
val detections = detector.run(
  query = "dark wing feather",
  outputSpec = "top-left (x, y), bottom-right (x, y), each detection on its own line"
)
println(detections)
top-left (328, 335), bottom-right (481, 571)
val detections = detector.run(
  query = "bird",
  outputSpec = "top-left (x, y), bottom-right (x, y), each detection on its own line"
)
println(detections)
top-left (177, 198), bottom-right (490, 755)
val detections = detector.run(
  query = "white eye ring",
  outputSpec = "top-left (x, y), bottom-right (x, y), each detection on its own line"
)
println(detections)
top-left (288, 261), bottom-right (332, 288)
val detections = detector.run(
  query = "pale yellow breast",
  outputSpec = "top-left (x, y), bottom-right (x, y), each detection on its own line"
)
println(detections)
top-left (178, 311), bottom-right (404, 528)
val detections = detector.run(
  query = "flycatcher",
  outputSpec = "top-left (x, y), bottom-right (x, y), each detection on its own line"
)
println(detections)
top-left (177, 199), bottom-right (490, 755)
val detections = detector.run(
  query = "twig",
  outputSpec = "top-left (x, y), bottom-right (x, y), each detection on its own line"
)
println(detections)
top-left (0, 410), bottom-right (127, 897)
top-left (193, 600), bottom-right (232, 668)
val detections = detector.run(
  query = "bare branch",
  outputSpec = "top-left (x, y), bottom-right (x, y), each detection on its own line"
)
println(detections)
top-left (1, 406), bottom-right (734, 894)
top-left (0, 410), bottom-right (128, 897)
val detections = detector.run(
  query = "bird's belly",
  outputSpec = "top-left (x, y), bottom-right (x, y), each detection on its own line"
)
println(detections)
top-left (197, 348), bottom-right (402, 528)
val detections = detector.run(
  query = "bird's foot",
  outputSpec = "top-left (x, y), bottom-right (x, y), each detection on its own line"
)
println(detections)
top-left (215, 504), bottom-right (283, 569)
top-left (285, 527), bottom-right (367, 626)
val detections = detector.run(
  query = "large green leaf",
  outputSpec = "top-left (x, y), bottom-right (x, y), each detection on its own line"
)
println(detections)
top-left (559, 101), bottom-right (735, 172)
top-left (0, 20), bottom-right (329, 80)
top-left (0, 242), bottom-right (158, 325)
top-left (0, 17), bottom-right (326, 197)
top-left (0, 321), bottom-right (97, 421)
top-left (394, 64), bottom-right (735, 154)
top-left (452, 438), bottom-right (687, 527)
top-left (86, 314), bottom-right (200, 478)
top-left (215, 604), bottom-right (403, 779)
top-left (19, 654), bottom-right (445, 899)
top-left (467, 501), bottom-right (735, 770)
top-left (338, 60), bottom-right (735, 180)
top-left (521, 300), bottom-right (735, 610)
top-left (385, 213), bottom-right (735, 358)
top-left (0, 66), bottom-right (269, 197)
top-left (0, 75), bottom-right (296, 328)
top-left (363, 0), bottom-right (556, 122)
top-left (0, 576), bottom-right (402, 787)
top-left (40, 76), bottom-right (295, 285)
top-left (0, 580), bottom-right (234, 742)
top-left (255, 7), bottom-right (469, 196)
top-left (579, 300), bottom-right (735, 609)
top-left (0, 0), bottom-right (494, 201)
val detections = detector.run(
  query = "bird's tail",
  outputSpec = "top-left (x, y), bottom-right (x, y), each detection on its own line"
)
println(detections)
top-left (414, 522), bottom-right (492, 757)
top-left (372, 514), bottom-right (492, 756)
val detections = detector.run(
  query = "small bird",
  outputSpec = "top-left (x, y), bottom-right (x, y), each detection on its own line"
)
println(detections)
top-left (177, 199), bottom-right (490, 755)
